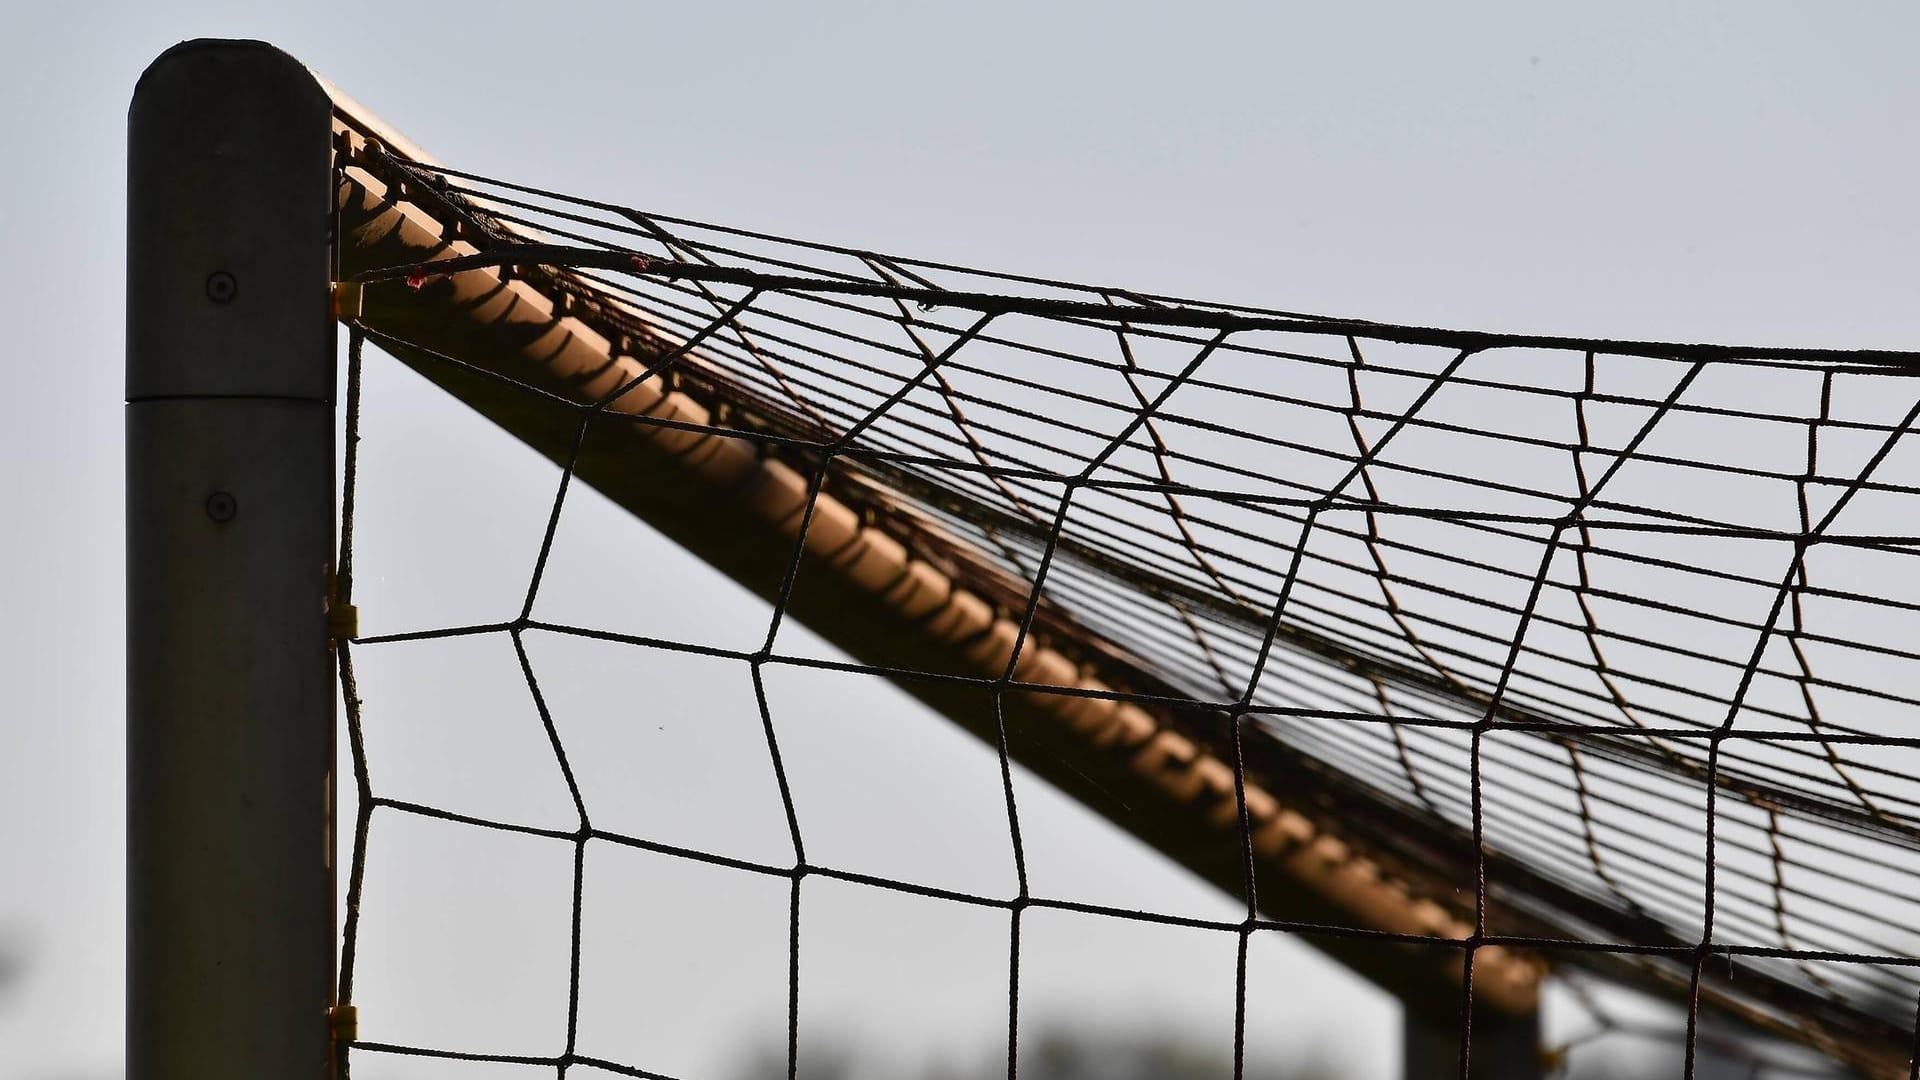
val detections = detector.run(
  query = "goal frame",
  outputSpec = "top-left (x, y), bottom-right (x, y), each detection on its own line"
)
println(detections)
top-left (126, 38), bottom-right (1547, 1080)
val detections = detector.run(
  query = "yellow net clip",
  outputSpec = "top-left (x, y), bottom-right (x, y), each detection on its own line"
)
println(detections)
top-left (328, 603), bottom-right (360, 642)
top-left (329, 1003), bottom-right (359, 1043)
top-left (332, 281), bottom-right (364, 321)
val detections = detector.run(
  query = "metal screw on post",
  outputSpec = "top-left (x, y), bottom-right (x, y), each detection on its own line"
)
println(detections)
top-left (204, 492), bottom-right (237, 523)
top-left (205, 270), bottom-right (237, 304)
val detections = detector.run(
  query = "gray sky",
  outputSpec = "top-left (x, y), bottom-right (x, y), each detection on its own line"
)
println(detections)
top-left (4, 3), bottom-right (1919, 1078)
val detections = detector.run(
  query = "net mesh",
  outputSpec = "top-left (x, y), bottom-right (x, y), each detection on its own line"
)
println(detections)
top-left (329, 140), bottom-right (1920, 1079)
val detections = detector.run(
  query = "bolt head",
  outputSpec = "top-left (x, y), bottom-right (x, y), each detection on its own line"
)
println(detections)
top-left (205, 271), bottom-right (237, 304)
top-left (205, 492), bottom-right (237, 523)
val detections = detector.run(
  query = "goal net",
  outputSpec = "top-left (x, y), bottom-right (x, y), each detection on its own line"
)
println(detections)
top-left (322, 105), bottom-right (1920, 1080)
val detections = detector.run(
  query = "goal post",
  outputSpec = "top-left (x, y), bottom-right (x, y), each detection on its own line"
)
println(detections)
top-left (127, 37), bottom-right (1920, 1080)
top-left (126, 38), bottom-right (1542, 1079)
top-left (126, 40), bottom-right (338, 1080)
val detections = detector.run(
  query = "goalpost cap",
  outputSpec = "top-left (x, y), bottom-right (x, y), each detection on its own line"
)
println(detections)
top-left (128, 39), bottom-right (335, 403)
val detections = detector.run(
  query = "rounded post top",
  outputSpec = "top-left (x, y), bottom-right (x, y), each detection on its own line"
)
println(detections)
top-left (127, 39), bottom-right (337, 402)
top-left (133, 39), bottom-right (323, 108)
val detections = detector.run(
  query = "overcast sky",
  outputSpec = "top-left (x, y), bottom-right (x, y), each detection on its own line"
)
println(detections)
top-left (4, 3), bottom-right (1919, 1079)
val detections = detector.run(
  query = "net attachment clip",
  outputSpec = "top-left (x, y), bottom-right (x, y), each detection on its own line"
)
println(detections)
top-left (328, 603), bottom-right (360, 642)
top-left (332, 281), bottom-right (364, 321)
top-left (329, 1003), bottom-right (358, 1043)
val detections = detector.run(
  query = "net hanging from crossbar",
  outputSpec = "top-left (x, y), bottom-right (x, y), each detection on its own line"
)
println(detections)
top-left (329, 137), bottom-right (1920, 1080)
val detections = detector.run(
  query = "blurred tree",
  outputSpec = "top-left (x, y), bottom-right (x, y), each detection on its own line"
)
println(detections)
top-left (0, 926), bottom-right (27, 1004)
top-left (727, 1021), bottom-right (1813, 1080)
top-left (729, 1024), bottom-right (1337, 1080)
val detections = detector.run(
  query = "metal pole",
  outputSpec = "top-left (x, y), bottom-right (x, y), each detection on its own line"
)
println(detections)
top-left (1403, 1004), bottom-right (1542, 1080)
top-left (128, 40), bottom-right (337, 1080)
